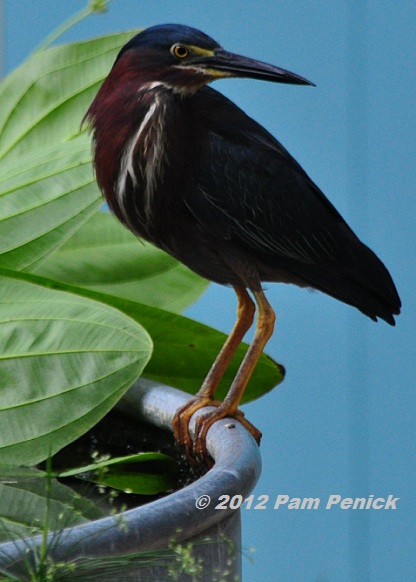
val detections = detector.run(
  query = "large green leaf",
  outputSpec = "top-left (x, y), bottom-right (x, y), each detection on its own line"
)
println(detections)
top-left (0, 268), bottom-right (284, 406)
top-left (58, 452), bottom-right (178, 495)
top-left (0, 136), bottom-right (101, 271)
top-left (0, 31), bottom-right (137, 271)
top-left (0, 273), bottom-right (152, 466)
top-left (35, 211), bottom-right (210, 312)
top-left (0, 468), bottom-right (103, 543)
top-left (0, 30), bottom-right (136, 162)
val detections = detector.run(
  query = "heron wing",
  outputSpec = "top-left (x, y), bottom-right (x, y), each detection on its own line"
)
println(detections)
top-left (186, 87), bottom-right (352, 273)
top-left (183, 87), bottom-right (399, 322)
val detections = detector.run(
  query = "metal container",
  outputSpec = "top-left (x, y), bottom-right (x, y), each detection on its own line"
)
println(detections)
top-left (0, 380), bottom-right (261, 580)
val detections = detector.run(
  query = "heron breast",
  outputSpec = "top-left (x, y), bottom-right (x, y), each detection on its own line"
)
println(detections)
top-left (116, 93), bottom-right (168, 229)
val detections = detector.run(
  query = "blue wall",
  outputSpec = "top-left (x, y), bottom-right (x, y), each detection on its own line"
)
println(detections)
top-left (3, 1), bottom-right (415, 580)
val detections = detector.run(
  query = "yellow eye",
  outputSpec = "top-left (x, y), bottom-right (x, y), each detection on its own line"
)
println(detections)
top-left (171, 44), bottom-right (189, 59)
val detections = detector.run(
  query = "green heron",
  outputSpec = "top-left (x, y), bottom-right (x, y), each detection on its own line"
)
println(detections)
top-left (85, 24), bottom-right (401, 462)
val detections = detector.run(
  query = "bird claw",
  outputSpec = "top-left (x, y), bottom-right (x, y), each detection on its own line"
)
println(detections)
top-left (193, 408), bottom-right (262, 455)
top-left (172, 397), bottom-right (221, 467)
top-left (192, 413), bottom-right (215, 464)
top-left (172, 402), bottom-right (193, 454)
top-left (173, 399), bottom-right (262, 468)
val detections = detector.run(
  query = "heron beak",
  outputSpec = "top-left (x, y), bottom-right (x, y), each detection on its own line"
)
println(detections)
top-left (202, 48), bottom-right (315, 86)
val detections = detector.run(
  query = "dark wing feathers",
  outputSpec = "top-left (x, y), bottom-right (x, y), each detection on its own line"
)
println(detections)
top-left (184, 87), bottom-right (401, 324)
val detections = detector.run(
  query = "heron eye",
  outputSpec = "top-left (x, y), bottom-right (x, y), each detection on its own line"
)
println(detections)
top-left (171, 44), bottom-right (189, 59)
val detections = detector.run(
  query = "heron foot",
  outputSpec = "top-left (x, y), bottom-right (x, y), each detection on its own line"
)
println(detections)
top-left (172, 396), bottom-right (222, 466)
top-left (193, 407), bottom-right (262, 461)
top-left (173, 398), bottom-right (262, 467)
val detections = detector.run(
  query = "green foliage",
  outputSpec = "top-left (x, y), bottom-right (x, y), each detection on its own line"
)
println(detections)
top-left (57, 452), bottom-right (178, 495)
top-left (0, 267), bottom-right (282, 404)
top-left (0, 271), bottom-right (152, 466)
top-left (0, 30), bottom-right (135, 270)
top-left (0, 467), bottom-right (103, 543)
top-left (36, 211), bottom-right (209, 313)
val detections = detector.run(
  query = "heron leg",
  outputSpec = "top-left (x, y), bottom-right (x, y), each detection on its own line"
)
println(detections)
top-left (192, 288), bottom-right (276, 460)
top-left (173, 286), bottom-right (255, 454)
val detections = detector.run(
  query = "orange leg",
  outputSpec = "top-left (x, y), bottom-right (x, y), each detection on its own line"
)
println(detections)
top-left (192, 288), bottom-right (276, 460)
top-left (173, 286), bottom-right (255, 453)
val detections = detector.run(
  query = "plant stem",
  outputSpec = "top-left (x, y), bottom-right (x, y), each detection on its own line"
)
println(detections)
top-left (38, 456), bottom-right (53, 579)
top-left (32, 0), bottom-right (111, 54)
